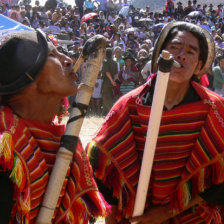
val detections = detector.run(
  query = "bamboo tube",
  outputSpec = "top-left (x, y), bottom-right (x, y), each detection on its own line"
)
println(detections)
top-left (36, 35), bottom-right (107, 224)
top-left (132, 51), bottom-right (173, 222)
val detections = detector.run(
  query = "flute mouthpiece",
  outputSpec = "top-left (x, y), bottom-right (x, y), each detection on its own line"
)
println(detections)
top-left (173, 60), bottom-right (181, 68)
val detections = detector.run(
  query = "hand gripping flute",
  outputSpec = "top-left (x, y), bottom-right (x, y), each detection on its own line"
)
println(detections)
top-left (132, 51), bottom-right (179, 223)
top-left (36, 35), bottom-right (107, 224)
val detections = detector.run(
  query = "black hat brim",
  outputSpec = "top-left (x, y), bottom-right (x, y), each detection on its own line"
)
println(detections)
top-left (0, 30), bottom-right (48, 95)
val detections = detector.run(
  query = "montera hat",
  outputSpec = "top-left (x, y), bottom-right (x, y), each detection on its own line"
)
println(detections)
top-left (151, 21), bottom-right (215, 77)
top-left (0, 29), bottom-right (48, 95)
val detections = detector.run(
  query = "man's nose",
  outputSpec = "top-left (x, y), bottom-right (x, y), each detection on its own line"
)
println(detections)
top-left (62, 55), bottom-right (73, 67)
top-left (176, 48), bottom-right (186, 61)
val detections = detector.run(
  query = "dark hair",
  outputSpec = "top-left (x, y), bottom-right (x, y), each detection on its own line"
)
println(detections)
top-left (106, 48), bottom-right (112, 58)
top-left (161, 23), bottom-right (208, 66)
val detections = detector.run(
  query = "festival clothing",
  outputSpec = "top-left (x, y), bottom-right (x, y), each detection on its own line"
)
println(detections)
top-left (141, 60), bottom-right (151, 80)
top-left (113, 57), bottom-right (125, 73)
top-left (87, 74), bottom-right (224, 223)
top-left (0, 106), bottom-right (109, 224)
top-left (93, 78), bottom-right (103, 99)
top-left (118, 65), bottom-right (139, 96)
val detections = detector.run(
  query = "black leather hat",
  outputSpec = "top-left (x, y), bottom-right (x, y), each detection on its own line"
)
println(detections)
top-left (0, 29), bottom-right (48, 95)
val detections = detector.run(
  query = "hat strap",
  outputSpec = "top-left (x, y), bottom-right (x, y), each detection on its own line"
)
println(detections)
top-left (25, 72), bottom-right (34, 81)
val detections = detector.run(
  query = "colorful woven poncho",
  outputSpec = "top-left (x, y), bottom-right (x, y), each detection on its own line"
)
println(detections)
top-left (87, 77), bottom-right (224, 224)
top-left (0, 106), bottom-right (109, 224)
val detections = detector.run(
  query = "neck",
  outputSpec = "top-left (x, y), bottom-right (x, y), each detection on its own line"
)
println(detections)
top-left (164, 80), bottom-right (190, 110)
top-left (8, 92), bottom-right (63, 124)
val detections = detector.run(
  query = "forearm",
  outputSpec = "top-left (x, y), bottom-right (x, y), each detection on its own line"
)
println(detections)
top-left (105, 72), bottom-right (114, 83)
top-left (130, 195), bottom-right (204, 224)
top-left (105, 205), bottom-right (118, 224)
top-left (168, 195), bottom-right (203, 219)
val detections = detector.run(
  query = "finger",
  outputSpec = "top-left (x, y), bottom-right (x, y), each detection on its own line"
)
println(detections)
top-left (129, 216), bottom-right (144, 222)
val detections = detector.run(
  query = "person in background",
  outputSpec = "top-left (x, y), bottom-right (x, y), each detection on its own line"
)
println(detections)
top-left (9, 9), bottom-right (20, 22)
top-left (72, 40), bottom-right (81, 54)
top-left (214, 35), bottom-right (224, 49)
top-left (84, 0), bottom-right (95, 13)
top-left (184, 0), bottom-right (194, 16)
top-left (90, 72), bottom-right (103, 116)
top-left (87, 23), bottom-right (96, 34)
top-left (117, 50), bottom-right (139, 96)
top-left (213, 53), bottom-right (224, 97)
top-left (164, 0), bottom-right (175, 16)
top-left (61, 22), bottom-right (72, 33)
top-left (175, 1), bottom-right (184, 20)
top-left (39, 6), bottom-right (49, 24)
top-left (101, 48), bottom-right (118, 115)
top-left (51, 7), bottom-right (62, 23)
top-left (43, 20), bottom-right (61, 34)
top-left (19, 9), bottom-right (30, 25)
top-left (30, 12), bottom-right (40, 29)
top-left (2, 2), bottom-right (9, 17)
top-left (113, 46), bottom-right (124, 74)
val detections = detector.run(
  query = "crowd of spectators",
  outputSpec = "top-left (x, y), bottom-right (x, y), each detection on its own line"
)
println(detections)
top-left (1, 0), bottom-right (224, 116)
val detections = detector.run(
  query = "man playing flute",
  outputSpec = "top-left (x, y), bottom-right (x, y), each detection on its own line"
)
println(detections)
top-left (87, 22), bottom-right (224, 224)
top-left (0, 29), bottom-right (109, 223)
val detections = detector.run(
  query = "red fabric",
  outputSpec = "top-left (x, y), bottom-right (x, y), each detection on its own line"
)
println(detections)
top-left (0, 107), bottom-right (109, 223)
top-left (199, 74), bottom-right (209, 87)
top-left (87, 76), bottom-right (224, 223)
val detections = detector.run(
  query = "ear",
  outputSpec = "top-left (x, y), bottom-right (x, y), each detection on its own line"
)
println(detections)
top-left (194, 60), bottom-right (203, 76)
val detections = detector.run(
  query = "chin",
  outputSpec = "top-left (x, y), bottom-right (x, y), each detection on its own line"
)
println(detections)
top-left (60, 87), bottom-right (77, 98)
top-left (169, 76), bottom-right (188, 85)
top-left (68, 89), bottom-right (78, 96)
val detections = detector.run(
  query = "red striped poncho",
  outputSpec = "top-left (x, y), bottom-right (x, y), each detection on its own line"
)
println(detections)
top-left (87, 78), bottom-right (224, 224)
top-left (0, 106), bottom-right (109, 223)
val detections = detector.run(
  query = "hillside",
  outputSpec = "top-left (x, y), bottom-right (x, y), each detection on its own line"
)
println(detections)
top-left (131, 0), bottom-right (223, 12)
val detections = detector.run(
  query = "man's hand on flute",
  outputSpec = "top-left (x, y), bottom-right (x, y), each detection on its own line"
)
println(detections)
top-left (130, 205), bottom-right (172, 224)
top-left (130, 195), bottom-right (204, 224)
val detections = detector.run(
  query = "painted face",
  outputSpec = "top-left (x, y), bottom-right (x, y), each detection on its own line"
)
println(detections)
top-left (36, 47), bottom-right (78, 97)
top-left (164, 30), bottom-right (202, 84)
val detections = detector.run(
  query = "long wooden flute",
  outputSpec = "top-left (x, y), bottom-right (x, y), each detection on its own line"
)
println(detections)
top-left (132, 51), bottom-right (175, 223)
top-left (36, 35), bottom-right (107, 224)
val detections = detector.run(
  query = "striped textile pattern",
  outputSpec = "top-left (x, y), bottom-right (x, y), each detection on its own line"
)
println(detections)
top-left (0, 107), bottom-right (109, 224)
top-left (120, 82), bottom-right (136, 95)
top-left (87, 81), bottom-right (224, 223)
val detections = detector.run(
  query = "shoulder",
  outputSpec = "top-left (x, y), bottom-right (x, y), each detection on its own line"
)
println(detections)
top-left (213, 66), bottom-right (221, 72)
top-left (112, 85), bottom-right (144, 109)
top-left (192, 81), bottom-right (224, 105)
top-left (131, 65), bottom-right (139, 72)
top-left (97, 85), bottom-right (145, 135)
top-left (213, 66), bottom-right (223, 76)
